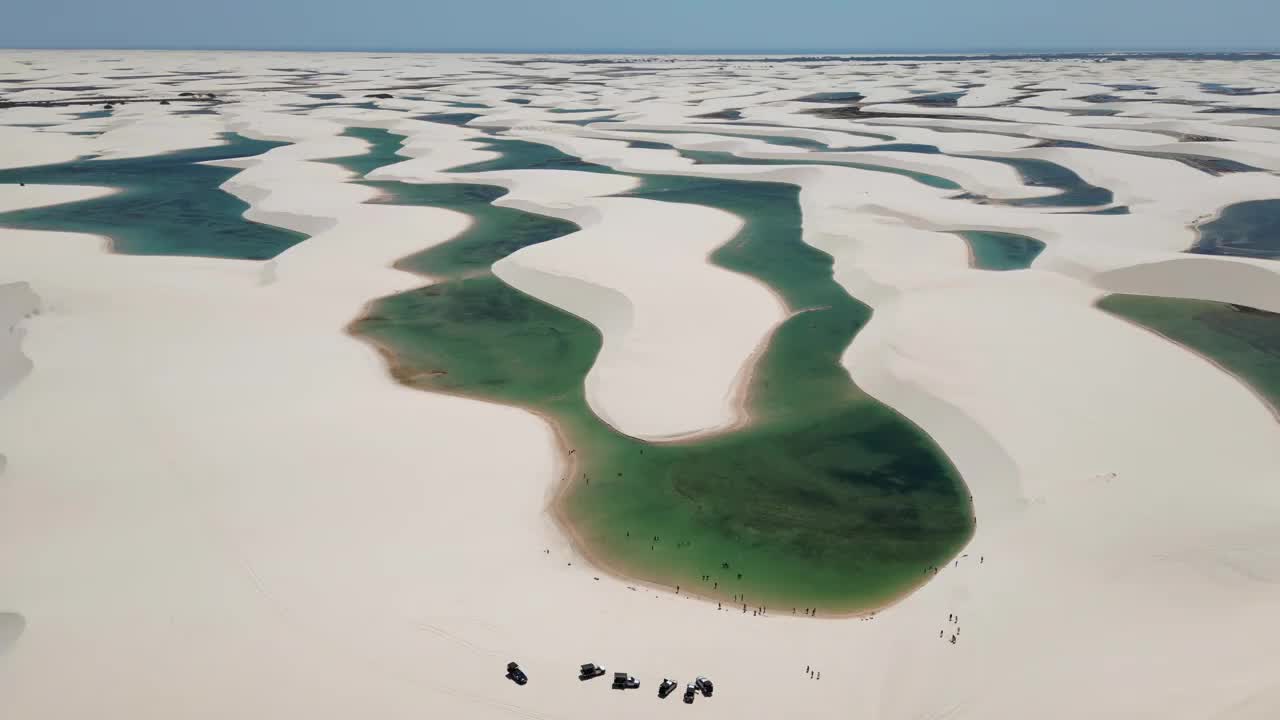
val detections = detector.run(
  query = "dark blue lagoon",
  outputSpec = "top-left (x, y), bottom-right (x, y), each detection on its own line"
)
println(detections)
top-left (1191, 200), bottom-right (1280, 260)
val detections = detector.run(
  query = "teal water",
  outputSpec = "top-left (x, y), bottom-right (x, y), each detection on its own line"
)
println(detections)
top-left (959, 231), bottom-right (1047, 270)
top-left (628, 128), bottom-right (1114, 207)
top-left (418, 112), bottom-right (482, 126)
top-left (614, 127), bottom-right (831, 151)
top-left (903, 91), bottom-right (965, 107)
top-left (854, 143), bottom-right (942, 154)
top-left (796, 92), bottom-right (866, 103)
top-left (0, 134), bottom-right (307, 259)
top-left (448, 137), bottom-right (616, 175)
top-left (1081, 205), bottom-right (1132, 216)
top-left (600, 128), bottom-right (1121, 205)
top-left (597, 133), bottom-right (959, 190)
top-left (626, 140), bottom-right (675, 151)
top-left (720, 123), bottom-right (897, 144)
top-left (1099, 295), bottom-right (1280, 410)
top-left (747, 134), bottom-right (831, 150)
top-left (324, 131), bottom-right (584, 278)
top-left (1191, 200), bottom-right (1280, 260)
top-left (341, 128), bottom-right (972, 612)
top-left (695, 109), bottom-right (743, 120)
top-left (675, 147), bottom-right (961, 190)
top-left (993, 156), bottom-right (1113, 208)
top-left (554, 114), bottom-right (621, 126)
top-left (829, 141), bottom-right (1114, 207)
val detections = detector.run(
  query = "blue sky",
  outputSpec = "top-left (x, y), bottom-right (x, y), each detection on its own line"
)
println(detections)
top-left (3, 0), bottom-right (1277, 52)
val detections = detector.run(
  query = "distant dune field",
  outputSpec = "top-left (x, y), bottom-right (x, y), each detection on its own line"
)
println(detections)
top-left (2, 50), bottom-right (1279, 719)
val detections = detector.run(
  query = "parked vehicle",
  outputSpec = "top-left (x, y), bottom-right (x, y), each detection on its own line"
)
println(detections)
top-left (505, 662), bottom-right (527, 686)
top-left (579, 663), bottom-right (606, 681)
top-left (683, 683), bottom-right (698, 703)
top-left (695, 675), bottom-right (714, 697)
top-left (658, 678), bottom-right (679, 699)
top-left (612, 671), bottom-right (640, 690)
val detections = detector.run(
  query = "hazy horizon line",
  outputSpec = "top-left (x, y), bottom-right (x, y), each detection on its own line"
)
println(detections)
top-left (3, 44), bottom-right (1280, 56)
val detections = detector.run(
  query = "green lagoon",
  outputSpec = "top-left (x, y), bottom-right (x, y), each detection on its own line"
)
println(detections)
top-left (0, 123), bottom-right (978, 612)
top-left (0, 134), bottom-right (306, 259)
top-left (959, 230), bottom-right (1046, 270)
top-left (344, 128), bottom-right (972, 612)
top-left (1099, 294), bottom-right (1280, 411)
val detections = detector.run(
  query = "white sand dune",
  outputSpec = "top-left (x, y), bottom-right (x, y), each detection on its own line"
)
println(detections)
top-left (0, 280), bottom-right (40, 478)
top-left (0, 612), bottom-right (25, 656)
top-left (840, 267), bottom-right (1280, 720)
top-left (0, 126), bottom-right (94, 169)
top-left (568, 124), bottom-right (1057, 201)
top-left (345, 124), bottom-right (788, 440)
top-left (2, 50), bottom-right (1280, 720)
top-left (0, 281), bottom-right (39, 400)
top-left (368, 147), bottom-right (785, 440)
top-left (493, 196), bottom-right (782, 440)
top-left (1096, 255), bottom-right (1280, 314)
